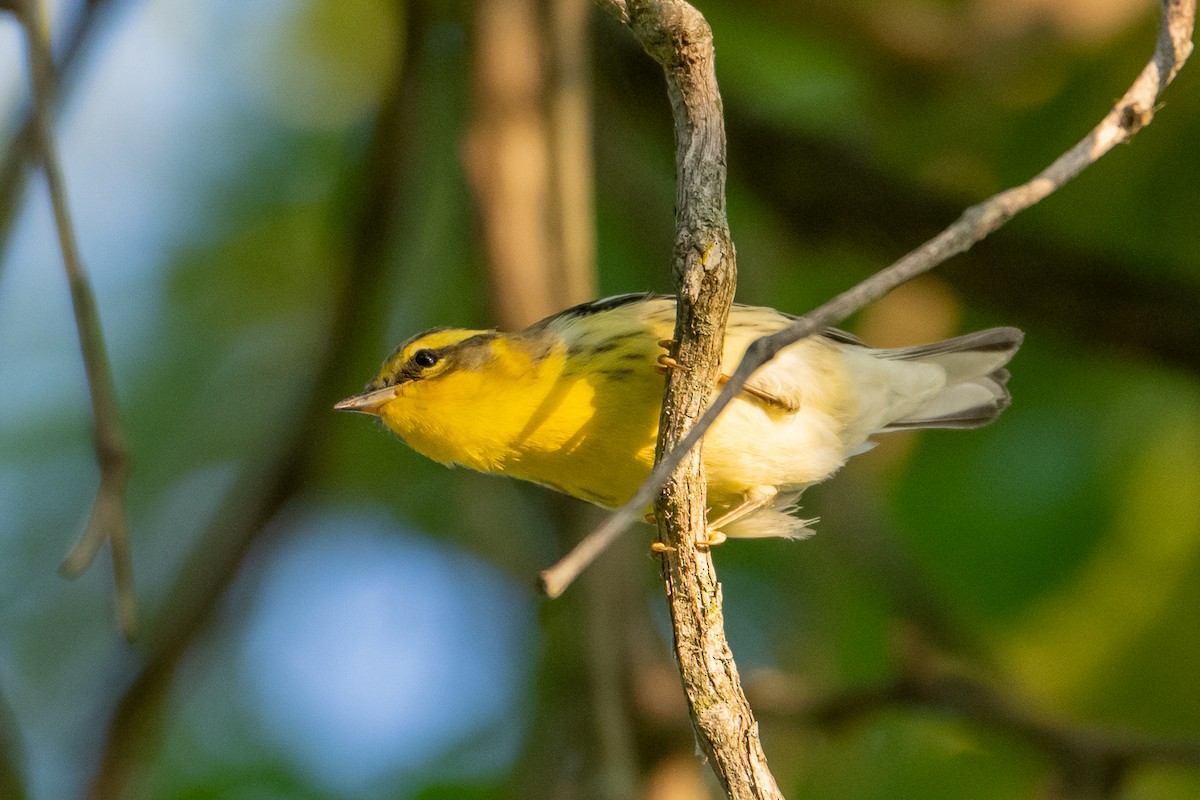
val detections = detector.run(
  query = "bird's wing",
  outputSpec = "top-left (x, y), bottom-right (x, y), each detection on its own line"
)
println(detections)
top-left (722, 306), bottom-right (851, 415)
top-left (726, 370), bottom-right (800, 412)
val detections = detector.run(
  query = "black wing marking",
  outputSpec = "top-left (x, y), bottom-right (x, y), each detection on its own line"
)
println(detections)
top-left (557, 293), bottom-right (659, 317)
top-left (532, 293), bottom-right (662, 330)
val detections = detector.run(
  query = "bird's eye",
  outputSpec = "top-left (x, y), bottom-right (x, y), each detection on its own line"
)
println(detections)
top-left (412, 349), bottom-right (439, 369)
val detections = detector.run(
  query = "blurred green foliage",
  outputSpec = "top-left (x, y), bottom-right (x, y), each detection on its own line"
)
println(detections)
top-left (1, 0), bottom-right (1198, 798)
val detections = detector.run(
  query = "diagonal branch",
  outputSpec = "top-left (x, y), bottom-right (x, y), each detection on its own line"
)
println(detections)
top-left (540, 0), bottom-right (1197, 600)
top-left (593, 1), bottom-right (782, 797)
top-left (10, 0), bottom-right (137, 638)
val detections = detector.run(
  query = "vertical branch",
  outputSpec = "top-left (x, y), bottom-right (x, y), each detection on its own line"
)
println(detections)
top-left (470, 3), bottom-right (639, 795)
top-left (465, 0), bottom-right (597, 329)
top-left (546, 0), bottom-right (598, 305)
top-left (544, 7), bottom-right (641, 798)
top-left (597, 1), bottom-right (782, 797)
top-left (464, 0), bottom-right (558, 330)
top-left (12, 0), bottom-right (137, 638)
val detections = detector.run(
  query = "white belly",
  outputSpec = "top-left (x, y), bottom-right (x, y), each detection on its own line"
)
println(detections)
top-left (701, 395), bottom-right (851, 506)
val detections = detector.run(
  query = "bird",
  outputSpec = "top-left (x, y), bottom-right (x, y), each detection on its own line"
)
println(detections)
top-left (335, 293), bottom-right (1022, 544)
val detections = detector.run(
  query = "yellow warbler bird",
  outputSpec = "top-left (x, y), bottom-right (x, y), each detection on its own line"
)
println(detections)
top-left (335, 294), bottom-right (1022, 542)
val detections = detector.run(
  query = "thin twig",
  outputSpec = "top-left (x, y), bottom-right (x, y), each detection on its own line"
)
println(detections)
top-left (87, 9), bottom-right (417, 794)
top-left (0, 0), bottom-right (112, 275)
top-left (13, 0), bottom-right (137, 638)
top-left (593, 1), bottom-right (783, 797)
top-left (539, 0), bottom-right (1197, 600)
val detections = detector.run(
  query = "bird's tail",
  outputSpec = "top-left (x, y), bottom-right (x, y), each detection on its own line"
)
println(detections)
top-left (877, 326), bottom-right (1024, 431)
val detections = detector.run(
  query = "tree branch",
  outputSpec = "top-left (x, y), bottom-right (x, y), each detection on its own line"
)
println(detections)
top-left (11, 0), bottom-right (137, 638)
top-left (539, 0), bottom-right (1197, 600)
top-left (469, 5), bottom-right (638, 794)
top-left (590, 1), bottom-right (782, 797)
top-left (87, 9), bottom-right (418, 794)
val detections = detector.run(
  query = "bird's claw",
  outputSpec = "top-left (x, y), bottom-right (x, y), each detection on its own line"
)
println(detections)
top-left (650, 531), bottom-right (726, 554)
top-left (656, 353), bottom-right (684, 373)
top-left (655, 340), bottom-right (684, 375)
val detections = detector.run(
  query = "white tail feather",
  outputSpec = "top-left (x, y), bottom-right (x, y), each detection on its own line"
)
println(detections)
top-left (881, 327), bottom-right (1022, 431)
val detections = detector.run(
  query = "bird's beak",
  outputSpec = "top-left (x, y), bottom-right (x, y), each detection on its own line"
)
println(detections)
top-left (333, 386), bottom-right (397, 416)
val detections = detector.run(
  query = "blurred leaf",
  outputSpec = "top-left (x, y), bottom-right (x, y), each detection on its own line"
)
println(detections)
top-left (792, 711), bottom-right (1045, 800)
top-left (1000, 393), bottom-right (1200, 710)
top-left (704, 4), bottom-right (873, 139)
top-left (1126, 766), bottom-right (1200, 800)
top-left (246, 0), bottom-right (404, 131)
top-left (413, 782), bottom-right (502, 800)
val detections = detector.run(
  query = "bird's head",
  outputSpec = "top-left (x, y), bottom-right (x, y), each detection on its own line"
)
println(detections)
top-left (335, 324), bottom-right (563, 470)
top-left (334, 327), bottom-right (497, 416)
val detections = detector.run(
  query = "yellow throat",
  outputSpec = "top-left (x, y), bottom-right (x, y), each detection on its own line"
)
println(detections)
top-left (358, 324), bottom-right (666, 508)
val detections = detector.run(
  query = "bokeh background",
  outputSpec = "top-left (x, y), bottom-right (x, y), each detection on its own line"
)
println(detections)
top-left (2, 0), bottom-right (1199, 798)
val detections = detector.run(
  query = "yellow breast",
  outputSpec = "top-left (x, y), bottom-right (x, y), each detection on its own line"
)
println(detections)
top-left (378, 335), bottom-right (666, 508)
